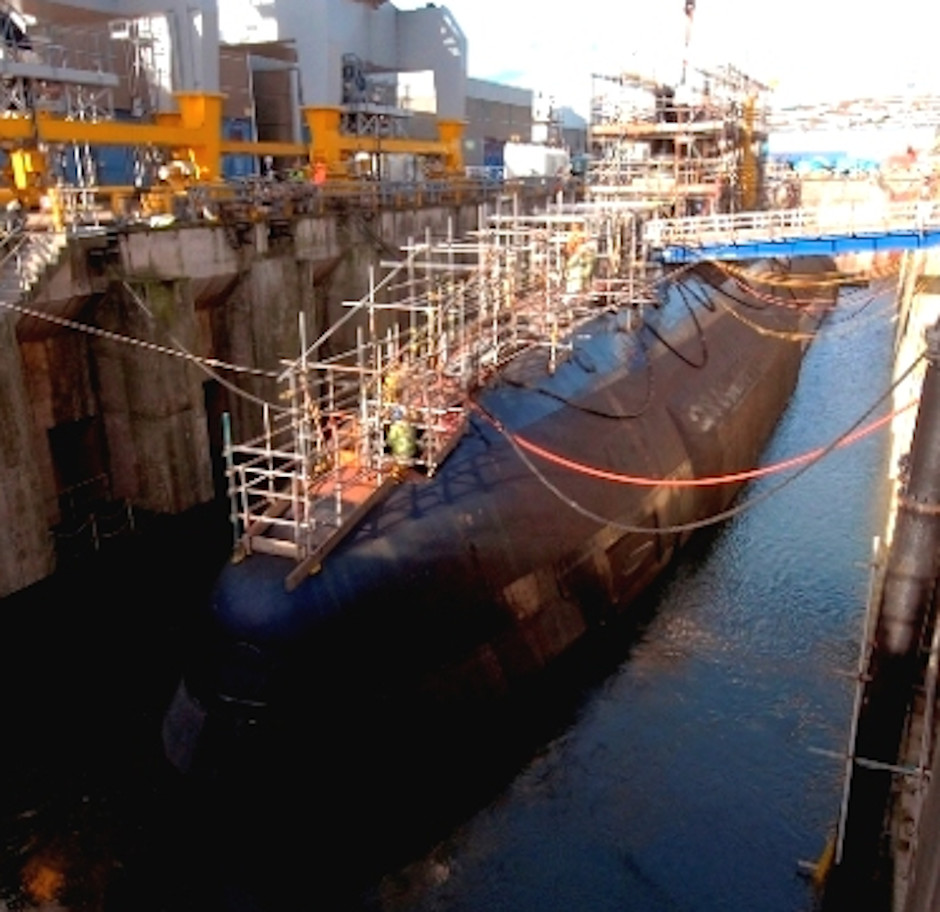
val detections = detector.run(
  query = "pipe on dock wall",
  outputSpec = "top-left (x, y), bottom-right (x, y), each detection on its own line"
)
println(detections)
top-left (829, 319), bottom-right (940, 908)
top-left (875, 321), bottom-right (940, 660)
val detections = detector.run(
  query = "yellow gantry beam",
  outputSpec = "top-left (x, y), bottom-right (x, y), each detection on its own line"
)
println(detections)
top-left (220, 140), bottom-right (308, 158)
top-left (0, 95), bottom-right (467, 202)
top-left (0, 100), bottom-right (464, 173)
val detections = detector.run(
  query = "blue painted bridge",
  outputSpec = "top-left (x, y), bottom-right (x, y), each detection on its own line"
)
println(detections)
top-left (646, 201), bottom-right (940, 263)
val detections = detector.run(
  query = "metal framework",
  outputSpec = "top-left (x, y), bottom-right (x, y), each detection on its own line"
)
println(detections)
top-left (588, 65), bottom-right (770, 215)
top-left (0, 8), bottom-right (118, 117)
top-left (225, 194), bottom-right (649, 589)
top-left (645, 199), bottom-right (940, 250)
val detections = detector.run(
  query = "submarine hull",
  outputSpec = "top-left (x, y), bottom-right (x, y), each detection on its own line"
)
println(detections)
top-left (165, 258), bottom-right (833, 771)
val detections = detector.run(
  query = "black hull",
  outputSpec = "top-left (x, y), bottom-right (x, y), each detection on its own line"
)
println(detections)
top-left (165, 258), bottom-right (833, 772)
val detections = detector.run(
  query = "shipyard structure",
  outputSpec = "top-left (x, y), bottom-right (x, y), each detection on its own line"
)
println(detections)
top-left (0, 0), bottom-right (769, 601)
top-left (8, 3), bottom-right (940, 910)
top-left (0, 0), bottom-right (560, 599)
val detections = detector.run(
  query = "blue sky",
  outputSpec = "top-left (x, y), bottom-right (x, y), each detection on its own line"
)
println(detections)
top-left (397, 0), bottom-right (940, 116)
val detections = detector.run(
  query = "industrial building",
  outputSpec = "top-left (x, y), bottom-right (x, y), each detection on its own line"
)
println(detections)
top-left (0, 0), bottom-right (581, 202)
top-left (0, 0), bottom-right (582, 601)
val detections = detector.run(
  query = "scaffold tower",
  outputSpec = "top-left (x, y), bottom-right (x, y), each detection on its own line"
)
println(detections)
top-left (225, 193), bottom-right (651, 589)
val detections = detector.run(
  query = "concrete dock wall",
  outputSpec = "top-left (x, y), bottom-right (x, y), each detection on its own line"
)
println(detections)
top-left (0, 311), bottom-right (56, 594)
top-left (0, 197), bottom-right (509, 598)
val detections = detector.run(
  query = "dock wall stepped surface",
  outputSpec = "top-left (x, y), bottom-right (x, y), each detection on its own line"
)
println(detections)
top-left (0, 200), bottom-right (490, 599)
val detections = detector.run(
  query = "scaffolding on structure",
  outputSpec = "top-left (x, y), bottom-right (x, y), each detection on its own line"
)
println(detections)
top-left (224, 194), bottom-right (652, 590)
top-left (587, 65), bottom-right (771, 216)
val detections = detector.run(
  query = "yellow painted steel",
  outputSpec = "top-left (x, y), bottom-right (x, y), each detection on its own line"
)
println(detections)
top-left (436, 119), bottom-right (466, 175)
top-left (0, 115), bottom-right (34, 142)
top-left (174, 92), bottom-right (223, 180)
top-left (304, 107), bottom-right (343, 174)
top-left (0, 93), bottom-right (466, 215)
top-left (303, 106), bottom-right (464, 177)
top-left (740, 95), bottom-right (759, 210)
top-left (10, 148), bottom-right (45, 193)
top-left (221, 140), bottom-right (307, 159)
top-left (34, 108), bottom-right (208, 153)
top-left (337, 135), bottom-right (456, 157)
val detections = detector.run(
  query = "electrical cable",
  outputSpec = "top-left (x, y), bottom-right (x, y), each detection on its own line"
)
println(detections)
top-left (471, 351), bottom-right (926, 536)
top-left (499, 328), bottom-right (655, 420)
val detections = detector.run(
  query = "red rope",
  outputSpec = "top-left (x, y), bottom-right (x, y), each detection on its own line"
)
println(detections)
top-left (499, 400), bottom-right (917, 488)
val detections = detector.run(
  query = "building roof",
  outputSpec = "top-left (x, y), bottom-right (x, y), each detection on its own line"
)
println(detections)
top-left (467, 77), bottom-right (531, 108)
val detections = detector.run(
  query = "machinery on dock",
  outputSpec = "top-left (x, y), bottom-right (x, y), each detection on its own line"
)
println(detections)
top-left (0, 1), bottom-right (468, 224)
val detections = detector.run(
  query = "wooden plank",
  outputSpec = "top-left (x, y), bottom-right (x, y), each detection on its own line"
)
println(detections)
top-left (247, 535), bottom-right (301, 559)
top-left (285, 477), bottom-right (397, 592)
top-left (246, 493), bottom-right (294, 536)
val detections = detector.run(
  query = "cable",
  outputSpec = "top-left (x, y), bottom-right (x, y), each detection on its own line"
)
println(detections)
top-left (506, 399), bottom-right (915, 487)
top-left (471, 351), bottom-right (926, 536)
top-left (0, 293), bottom-right (278, 379)
top-left (721, 258), bottom-right (902, 289)
top-left (500, 329), bottom-right (655, 420)
top-left (692, 270), bottom-right (897, 342)
top-left (717, 260), bottom-right (899, 311)
top-left (680, 276), bottom-right (816, 342)
top-left (120, 279), bottom-right (295, 415)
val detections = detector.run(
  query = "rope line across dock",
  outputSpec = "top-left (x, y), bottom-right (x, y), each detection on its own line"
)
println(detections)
top-left (472, 354), bottom-right (924, 536)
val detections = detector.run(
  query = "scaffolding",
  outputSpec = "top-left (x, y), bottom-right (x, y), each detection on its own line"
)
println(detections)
top-left (587, 66), bottom-right (771, 215)
top-left (0, 8), bottom-right (119, 119)
top-left (225, 194), bottom-right (649, 589)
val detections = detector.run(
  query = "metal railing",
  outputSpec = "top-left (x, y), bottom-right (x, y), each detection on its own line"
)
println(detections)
top-left (644, 200), bottom-right (940, 249)
top-left (588, 157), bottom-right (728, 192)
top-left (44, 174), bottom-right (571, 231)
top-left (0, 225), bottom-right (67, 298)
top-left (225, 199), bottom-right (645, 587)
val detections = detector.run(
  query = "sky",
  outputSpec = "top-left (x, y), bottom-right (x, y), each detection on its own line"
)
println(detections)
top-left (395, 0), bottom-right (940, 117)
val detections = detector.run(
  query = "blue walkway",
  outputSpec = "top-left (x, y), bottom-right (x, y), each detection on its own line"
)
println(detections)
top-left (655, 227), bottom-right (940, 264)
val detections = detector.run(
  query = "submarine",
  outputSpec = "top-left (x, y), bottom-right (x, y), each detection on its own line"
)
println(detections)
top-left (162, 205), bottom-right (837, 776)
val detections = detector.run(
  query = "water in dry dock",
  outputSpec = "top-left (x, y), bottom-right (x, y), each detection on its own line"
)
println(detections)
top-left (368, 283), bottom-right (897, 912)
top-left (0, 281), bottom-right (895, 911)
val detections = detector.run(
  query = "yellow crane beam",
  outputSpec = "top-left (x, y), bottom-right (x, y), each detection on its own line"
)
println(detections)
top-left (0, 94), bottom-right (466, 212)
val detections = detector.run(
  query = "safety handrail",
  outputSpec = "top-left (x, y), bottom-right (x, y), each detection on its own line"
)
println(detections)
top-left (645, 200), bottom-right (940, 248)
top-left (226, 198), bottom-right (638, 584)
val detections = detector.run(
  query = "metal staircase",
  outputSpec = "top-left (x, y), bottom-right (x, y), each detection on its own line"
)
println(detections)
top-left (0, 228), bottom-right (68, 300)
